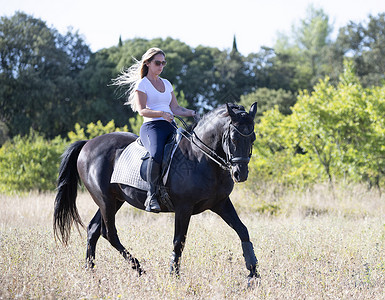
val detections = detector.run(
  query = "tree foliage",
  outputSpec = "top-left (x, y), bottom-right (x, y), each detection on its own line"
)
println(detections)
top-left (2, 9), bottom-right (385, 192)
top-left (239, 88), bottom-right (296, 122)
top-left (2, 10), bottom-right (385, 140)
top-left (250, 62), bottom-right (385, 189)
top-left (273, 5), bottom-right (333, 91)
top-left (0, 11), bottom-right (91, 139)
top-left (67, 120), bottom-right (129, 142)
top-left (335, 13), bottom-right (385, 86)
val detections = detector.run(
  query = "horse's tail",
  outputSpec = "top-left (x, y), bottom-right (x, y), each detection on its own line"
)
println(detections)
top-left (53, 140), bottom-right (87, 245)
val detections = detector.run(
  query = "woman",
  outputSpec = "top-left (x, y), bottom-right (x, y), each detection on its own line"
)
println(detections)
top-left (113, 48), bottom-right (198, 212)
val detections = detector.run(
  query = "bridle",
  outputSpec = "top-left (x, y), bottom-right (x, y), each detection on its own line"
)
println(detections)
top-left (222, 123), bottom-right (254, 166)
top-left (172, 116), bottom-right (254, 171)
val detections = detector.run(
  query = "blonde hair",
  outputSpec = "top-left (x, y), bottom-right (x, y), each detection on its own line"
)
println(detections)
top-left (111, 48), bottom-right (166, 111)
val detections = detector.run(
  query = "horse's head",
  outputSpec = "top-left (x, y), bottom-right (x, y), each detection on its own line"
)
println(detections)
top-left (223, 102), bottom-right (257, 183)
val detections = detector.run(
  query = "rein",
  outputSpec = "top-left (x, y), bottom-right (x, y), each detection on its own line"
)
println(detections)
top-left (172, 116), bottom-right (253, 171)
top-left (171, 117), bottom-right (231, 170)
top-left (191, 131), bottom-right (232, 170)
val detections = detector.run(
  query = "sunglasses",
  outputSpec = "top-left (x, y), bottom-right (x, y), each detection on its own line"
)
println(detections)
top-left (153, 60), bottom-right (167, 66)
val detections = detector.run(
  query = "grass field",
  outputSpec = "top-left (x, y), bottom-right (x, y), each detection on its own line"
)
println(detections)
top-left (1, 184), bottom-right (385, 299)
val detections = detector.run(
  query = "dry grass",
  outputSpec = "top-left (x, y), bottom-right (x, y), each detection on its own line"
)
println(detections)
top-left (1, 184), bottom-right (385, 299)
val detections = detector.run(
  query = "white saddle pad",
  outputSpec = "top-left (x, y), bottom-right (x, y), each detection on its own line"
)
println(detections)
top-left (111, 129), bottom-right (184, 191)
top-left (110, 141), bottom-right (150, 191)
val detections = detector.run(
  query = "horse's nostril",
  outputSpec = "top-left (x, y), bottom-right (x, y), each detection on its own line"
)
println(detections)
top-left (232, 167), bottom-right (249, 183)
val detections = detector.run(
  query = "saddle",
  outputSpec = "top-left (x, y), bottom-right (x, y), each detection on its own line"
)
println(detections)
top-left (111, 128), bottom-right (184, 211)
top-left (138, 134), bottom-right (177, 185)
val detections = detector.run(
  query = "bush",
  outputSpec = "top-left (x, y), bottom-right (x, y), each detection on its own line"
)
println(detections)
top-left (0, 131), bottom-right (67, 193)
top-left (68, 120), bottom-right (129, 142)
top-left (0, 120), bottom-right (131, 193)
top-left (249, 61), bottom-right (385, 189)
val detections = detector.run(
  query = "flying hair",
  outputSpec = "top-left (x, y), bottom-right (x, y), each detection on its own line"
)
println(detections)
top-left (111, 48), bottom-right (165, 112)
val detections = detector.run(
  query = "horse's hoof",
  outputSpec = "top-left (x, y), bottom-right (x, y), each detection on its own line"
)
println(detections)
top-left (85, 261), bottom-right (95, 270)
top-left (170, 271), bottom-right (180, 278)
top-left (247, 275), bottom-right (261, 289)
top-left (169, 266), bottom-right (180, 278)
top-left (137, 268), bottom-right (146, 276)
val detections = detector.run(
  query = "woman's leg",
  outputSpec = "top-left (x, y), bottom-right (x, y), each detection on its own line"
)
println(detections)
top-left (140, 120), bottom-right (175, 164)
top-left (140, 121), bottom-right (175, 212)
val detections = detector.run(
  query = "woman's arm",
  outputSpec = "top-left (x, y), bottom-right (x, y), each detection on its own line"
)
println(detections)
top-left (134, 90), bottom-right (174, 122)
top-left (169, 91), bottom-right (196, 117)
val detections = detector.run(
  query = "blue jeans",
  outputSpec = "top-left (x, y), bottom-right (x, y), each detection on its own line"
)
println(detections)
top-left (140, 120), bottom-right (176, 164)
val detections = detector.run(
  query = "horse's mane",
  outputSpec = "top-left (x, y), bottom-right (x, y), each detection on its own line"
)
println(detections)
top-left (189, 103), bottom-right (246, 132)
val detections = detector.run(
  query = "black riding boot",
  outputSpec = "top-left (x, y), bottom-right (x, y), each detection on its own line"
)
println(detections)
top-left (144, 157), bottom-right (161, 213)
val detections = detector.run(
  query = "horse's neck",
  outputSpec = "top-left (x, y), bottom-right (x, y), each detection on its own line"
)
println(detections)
top-left (193, 116), bottom-right (228, 150)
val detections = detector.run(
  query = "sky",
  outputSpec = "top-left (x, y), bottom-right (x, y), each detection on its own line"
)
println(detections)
top-left (2, 0), bottom-right (385, 55)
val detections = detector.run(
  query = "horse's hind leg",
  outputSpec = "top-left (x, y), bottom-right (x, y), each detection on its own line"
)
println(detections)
top-left (86, 208), bottom-right (105, 269)
top-left (86, 210), bottom-right (100, 268)
top-left (86, 200), bottom-right (143, 274)
top-left (100, 199), bottom-right (144, 275)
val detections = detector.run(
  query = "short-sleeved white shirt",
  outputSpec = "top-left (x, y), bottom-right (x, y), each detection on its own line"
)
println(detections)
top-left (136, 77), bottom-right (173, 123)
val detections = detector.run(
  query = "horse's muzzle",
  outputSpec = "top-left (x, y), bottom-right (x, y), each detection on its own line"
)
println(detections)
top-left (231, 164), bottom-right (249, 183)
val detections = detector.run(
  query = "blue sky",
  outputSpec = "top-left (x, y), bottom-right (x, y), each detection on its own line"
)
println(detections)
top-left (2, 0), bottom-right (385, 55)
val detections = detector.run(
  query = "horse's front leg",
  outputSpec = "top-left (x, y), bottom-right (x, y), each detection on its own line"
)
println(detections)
top-left (211, 197), bottom-right (260, 281)
top-left (170, 206), bottom-right (193, 276)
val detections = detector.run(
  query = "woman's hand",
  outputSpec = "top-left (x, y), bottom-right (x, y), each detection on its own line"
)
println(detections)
top-left (162, 111), bottom-right (174, 122)
top-left (192, 111), bottom-right (201, 122)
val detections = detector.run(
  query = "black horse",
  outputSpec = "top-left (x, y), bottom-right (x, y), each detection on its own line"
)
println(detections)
top-left (54, 102), bottom-right (259, 281)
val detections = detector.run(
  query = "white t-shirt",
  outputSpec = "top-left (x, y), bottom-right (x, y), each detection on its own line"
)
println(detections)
top-left (136, 77), bottom-right (173, 123)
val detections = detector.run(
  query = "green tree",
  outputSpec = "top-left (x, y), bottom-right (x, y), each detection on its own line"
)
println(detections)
top-left (250, 61), bottom-right (385, 189)
top-left (239, 88), bottom-right (296, 122)
top-left (245, 47), bottom-right (300, 92)
top-left (291, 61), bottom-right (385, 186)
top-left (0, 11), bottom-right (91, 138)
top-left (335, 13), bottom-right (385, 86)
top-left (273, 5), bottom-right (333, 91)
top-left (178, 45), bottom-right (221, 109)
top-left (211, 39), bottom-right (253, 106)
top-left (294, 5), bottom-right (332, 83)
top-left (77, 48), bottom-right (130, 129)
top-left (247, 104), bottom-right (320, 189)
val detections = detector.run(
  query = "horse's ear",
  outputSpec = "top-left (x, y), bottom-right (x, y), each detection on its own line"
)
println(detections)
top-left (249, 102), bottom-right (258, 120)
top-left (226, 103), bottom-right (237, 119)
